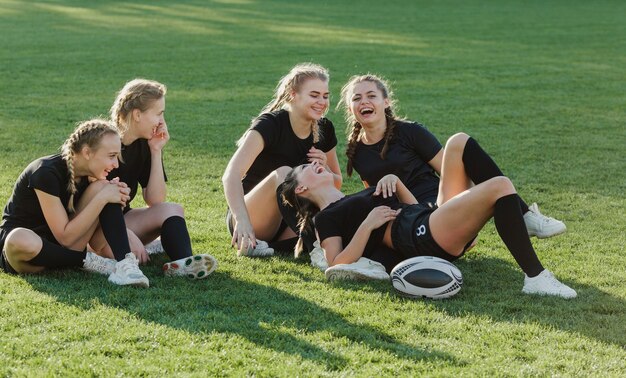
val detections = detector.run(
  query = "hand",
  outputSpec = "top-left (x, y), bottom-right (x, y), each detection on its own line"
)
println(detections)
top-left (307, 147), bottom-right (327, 167)
top-left (374, 174), bottom-right (399, 198)
top-left (128, 229), bottom-right (149, 264)
top-left (232, 219), bottom-right (257, 255)
top-left (363, 206), bottom-right (401, 230)
top-left (99, 181), bottom-right (131, 206)
top-left (148, 122), bottom-right (170, 152)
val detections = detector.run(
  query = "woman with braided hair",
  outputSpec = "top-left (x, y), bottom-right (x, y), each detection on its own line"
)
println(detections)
top-left (108, 78), bottom-right (216, 280)
top-left (280, 132), bottom-right (577, 298)
top-left (0, 119), bottom-right (150, 287)
top-left (339, 74), bottom-right (567, 240)
top-left (222, 63), bottom-right (342, 257)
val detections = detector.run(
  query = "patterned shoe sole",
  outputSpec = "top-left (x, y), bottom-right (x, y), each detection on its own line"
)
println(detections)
top-left (326, 269), bottom-right (372, 281)
top-left (162, 254), bottom-right (217, 280)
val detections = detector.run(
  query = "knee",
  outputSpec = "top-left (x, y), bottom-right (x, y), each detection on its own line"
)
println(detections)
top-left (158, 202), bottom-right (184, 218)
top-left (445, 132), bottom-right (471, 153)
top-left (5, 229), bottom-right (41, 259)
top-left (486, 176), bottom-right (516, 197)
top-left (274, 166), bottom-right (292, 183)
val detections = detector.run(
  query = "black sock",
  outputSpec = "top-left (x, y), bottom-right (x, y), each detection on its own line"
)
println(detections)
top-left (161, 216), bottom-right (193, 261)
top-left (462, 137), bottom-right (529, 213)
top-left (99, 203), bottom-right (131, 261)
top-left (28, 239), bottom-right (86, 269)
top-left (493, 194), bottom-right (544, 277)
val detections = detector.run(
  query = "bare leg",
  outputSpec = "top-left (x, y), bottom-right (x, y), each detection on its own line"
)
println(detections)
top-left (242, 166), bottom-right (296, 241)
top-left (430, 177), bottom-right (516, 255)
top-left (124, 202), bottom-right (184, 243)
top-left (4, 229), bottom-right (46, 273)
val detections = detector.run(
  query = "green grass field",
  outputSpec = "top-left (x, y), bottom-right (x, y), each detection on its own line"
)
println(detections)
top-left (1, 0), bottom-right (625, 376)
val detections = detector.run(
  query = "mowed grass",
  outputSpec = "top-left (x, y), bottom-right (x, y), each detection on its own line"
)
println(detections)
top-left (0, 0), bottom-right (624, 376)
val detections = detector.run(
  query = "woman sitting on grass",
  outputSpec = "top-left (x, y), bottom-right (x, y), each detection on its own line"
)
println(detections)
top-left (0, 119), bottom-right (149, 287)
top-left (222, 63), bottom-right (342, 257)
top-left (338, 74), bottom-right (566, 239)
top-left (281, 133), bottom-right (576, 298)
top-left (108, 79), bottom-right (216, 280)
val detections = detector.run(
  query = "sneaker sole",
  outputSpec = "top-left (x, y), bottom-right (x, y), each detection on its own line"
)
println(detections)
top-left (108, 274), bottom-right (149, 288)
top-left (162, 254), bottom-right (217, 280)
top-left (522, 288), bottom-right (577, 299)
top-left (326, 269), bottom-right (388, 281)
top-left (531, 227), bottom-right (567, 239)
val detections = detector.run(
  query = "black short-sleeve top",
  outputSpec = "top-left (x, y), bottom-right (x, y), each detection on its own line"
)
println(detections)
top-left (314, 187), bottom-right (400, 260)
top-left (352, 121), bottom-right (442, 202)
top-left (242, 109), bottom-right (338, 194)
top-left (107, 138), bottom-right (167, 210)
top-left (1, 154), bottom-right (88, 242)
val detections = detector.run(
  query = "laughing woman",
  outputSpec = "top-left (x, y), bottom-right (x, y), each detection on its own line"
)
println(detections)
top-left (339, 74), bottom-right (567, 239)
top-left (281, 133), bottom-right (577, 298)
top-left (222, 63), bottom-right (342, 257)
top-left (0, 119), bottom-right (150, 287)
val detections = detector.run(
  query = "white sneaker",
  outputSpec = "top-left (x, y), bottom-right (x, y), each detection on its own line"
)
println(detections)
top-left (163, 254), bottom-right (218, 279)
top-left (82, 252), bottom-right (116, 276)
top-left (524, 203), bottom-right (567, 239)
top-left (108, 253), bottom-right (149, 288)
top-left (522, 269), bottom-right (577, 298)
top-left (325, 258), bottom-right (390, 281)
top-left (310, 240), bottom-right (328, 272)
top-left (145, 238), bottom-right (164, 255)
top-left (238, 240), bottom-right (274, 257)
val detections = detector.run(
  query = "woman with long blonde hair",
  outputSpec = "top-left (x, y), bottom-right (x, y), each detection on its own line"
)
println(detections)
top-left (222, 63), bottom-right (342, 257)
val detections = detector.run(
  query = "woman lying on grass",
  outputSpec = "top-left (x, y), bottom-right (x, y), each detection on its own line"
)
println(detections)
top-left (281, 133), bottom-right (576, 298)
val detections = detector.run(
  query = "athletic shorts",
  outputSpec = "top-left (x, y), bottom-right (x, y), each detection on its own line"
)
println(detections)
top-left (391, 204), bottom-right (462, 262)
top-left (0, 228), bottom-right (17, 274)
top-left (225, 208), bottom-right (288, 243)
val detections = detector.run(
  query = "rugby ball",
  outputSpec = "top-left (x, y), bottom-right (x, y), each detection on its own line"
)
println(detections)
top-left (390, 256), bottom-right (463, 299)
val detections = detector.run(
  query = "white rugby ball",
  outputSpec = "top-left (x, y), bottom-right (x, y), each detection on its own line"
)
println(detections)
top-left (390, 256), bottom-right (463, 299)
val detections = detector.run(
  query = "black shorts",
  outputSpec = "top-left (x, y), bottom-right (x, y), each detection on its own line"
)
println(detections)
top-left (225, 208), bottom-right (288, 243)
top-left (0, 228), bottom-right (17, 274)
top-left (391, 204), bottom-right (461, 262)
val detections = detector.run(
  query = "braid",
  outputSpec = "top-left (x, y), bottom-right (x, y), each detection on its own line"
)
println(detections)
top-left (380, 108), bottom-right (397, 160)
top-left (345, 123), bottom-right (363, 177)
top-left (61, 119), bottom-right (120, 213)
top-left (280, 168), bottom-right (320, 258)
top-left (311, 120), bottom-right (320, 144)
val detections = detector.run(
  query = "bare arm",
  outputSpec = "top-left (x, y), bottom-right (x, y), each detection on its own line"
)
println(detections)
top-left (321, 205), bottom-right (400, 266)
top-left (37, 183), bottom-right (129, 250)
top-left (143, 123), bottom-right (170, 205)
top-left (222, 130), bottom-right (265, 248)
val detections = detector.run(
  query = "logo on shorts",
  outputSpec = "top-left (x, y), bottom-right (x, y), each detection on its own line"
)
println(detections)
top-left (415, 224), bottom-right (426, 237)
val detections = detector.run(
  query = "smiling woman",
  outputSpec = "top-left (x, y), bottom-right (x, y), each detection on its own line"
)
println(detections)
top-left (222, 63), bottom-right (343, 257)
top-left (107, 79), bottom-right (217, 281)
top-left (0, 119), bottom-right (150, 287)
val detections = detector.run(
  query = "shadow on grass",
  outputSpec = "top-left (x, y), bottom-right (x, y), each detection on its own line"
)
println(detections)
top-left (24, 266), bottom-right (457, 371)
top-left (332, 255), bottom-right (625, 348)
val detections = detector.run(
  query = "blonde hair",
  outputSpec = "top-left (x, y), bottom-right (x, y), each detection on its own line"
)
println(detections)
top-left (338, 74), bottom-right (398, 177)
top-left (110, 78), bottom-right (167, 136)
top-left (237, 63), bottom-right (329, 146)
top-left (61, 119), bottom-right (119, 213)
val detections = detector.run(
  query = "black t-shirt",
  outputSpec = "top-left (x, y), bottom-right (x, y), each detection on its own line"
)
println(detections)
top-left (352, 121), bottom-right (442, 202)
top-left (1, 154), bottom-right (88, 243)
top-left (242, 109), bottom-right (338, 194)
top-left (314, 187), bottom-right (401, 261)
top-left (107, 138), bottom-right (167, 210)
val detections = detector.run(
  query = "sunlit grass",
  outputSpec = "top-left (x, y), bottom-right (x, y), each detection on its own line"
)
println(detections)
top-left (0, 0), bottom-right (624, 376)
